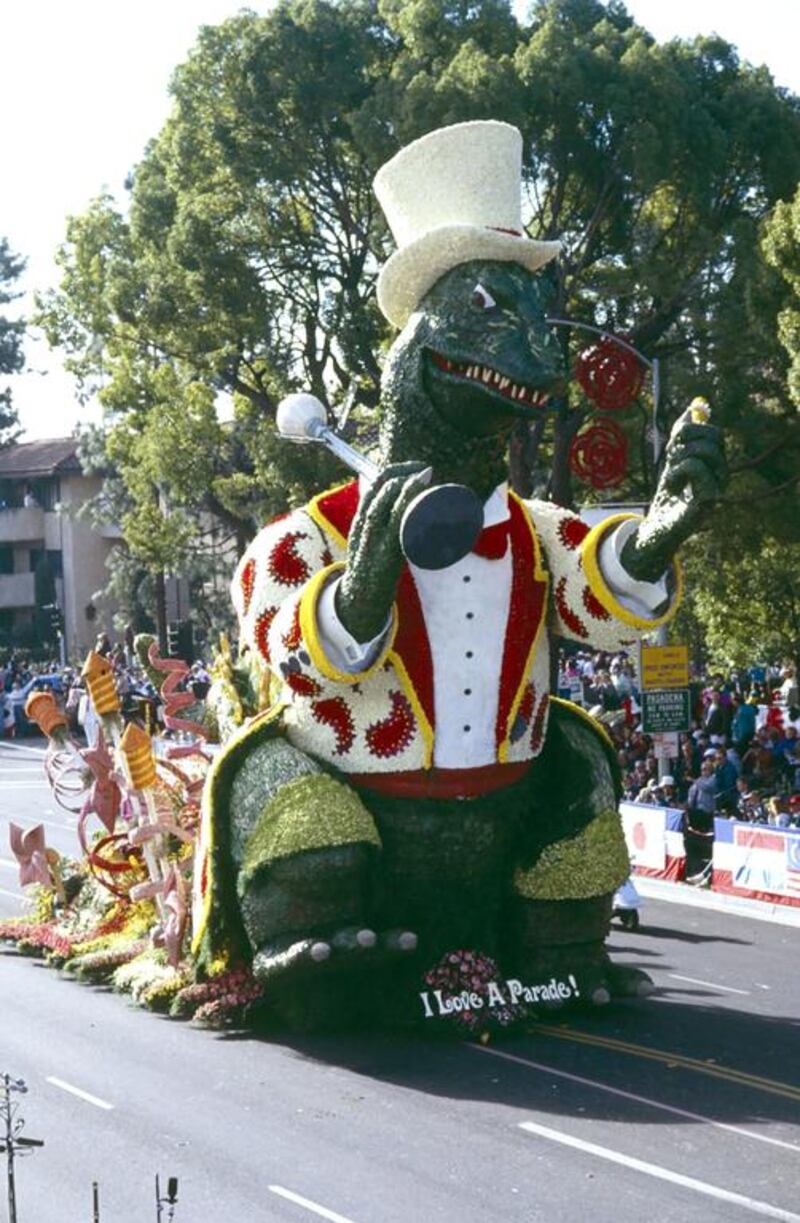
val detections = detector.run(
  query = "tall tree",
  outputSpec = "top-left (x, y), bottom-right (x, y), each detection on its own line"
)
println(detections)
top-left (763, 181), bottom-right (800, 412)
top-left (0, 238), bottom-right (25, 445)
top-left (677, 536), bottom-right (800, 676)
top-left (35, 0), bottom-right (800, 620)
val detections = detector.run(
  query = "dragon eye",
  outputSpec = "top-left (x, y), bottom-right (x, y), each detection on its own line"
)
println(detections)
top-left (470, 283), bottom-right (496, 310)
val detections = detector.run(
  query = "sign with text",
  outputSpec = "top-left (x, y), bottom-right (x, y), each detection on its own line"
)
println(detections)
top-left (641, 688), bottom-right (690, 734)
top-left (651, 731), bottom-right (679, 760)
top-left (641, 644), bottom-right (689, 690)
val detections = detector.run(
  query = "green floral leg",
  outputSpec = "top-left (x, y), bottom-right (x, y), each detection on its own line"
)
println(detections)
top-left (510, 702), bottom-right (653, 1006)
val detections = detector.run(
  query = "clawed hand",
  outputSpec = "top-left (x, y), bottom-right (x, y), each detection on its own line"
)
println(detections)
top-left (622, 405), bottom-right (727, 584)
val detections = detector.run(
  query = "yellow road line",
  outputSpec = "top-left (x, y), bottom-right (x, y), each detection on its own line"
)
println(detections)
top-left (536, 1026), bottom-right (800, 1104)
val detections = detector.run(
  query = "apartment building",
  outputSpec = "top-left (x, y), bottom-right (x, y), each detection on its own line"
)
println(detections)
top-left (0, 438), bottom-right (119, 655)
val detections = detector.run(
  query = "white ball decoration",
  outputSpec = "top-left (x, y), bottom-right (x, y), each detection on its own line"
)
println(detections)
top-left (276, 393), bottom-right (328, 442)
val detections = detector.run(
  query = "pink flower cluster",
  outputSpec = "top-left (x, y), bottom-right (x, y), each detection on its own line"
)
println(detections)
top-left (170, 965), bottom-right (264, 1025)
top-left (0, 920), bottom-right (73, 960)
top-left (424, 948), bottom-right (526, 1035)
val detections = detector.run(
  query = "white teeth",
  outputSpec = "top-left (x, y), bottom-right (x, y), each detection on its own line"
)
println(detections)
top-left (482, 367), bottom-right (492, 383)
top-left (500, 377), bottom-right (510, 389)
top-left (511, 385), bottom-right (518, 399)
top-left (492, 371), bottom-right (501, 384)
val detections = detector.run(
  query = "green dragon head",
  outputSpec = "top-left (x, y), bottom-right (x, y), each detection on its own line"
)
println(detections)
top-left (378, 260), bottom-right (564, 496)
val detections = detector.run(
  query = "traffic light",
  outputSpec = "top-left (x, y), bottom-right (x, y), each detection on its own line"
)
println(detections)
top-left (41, 603), bottom-right (64, 637)
top-left (166, 620), bottom-right (194, 662)
top-left (167, 621), bottom-right (181, 658)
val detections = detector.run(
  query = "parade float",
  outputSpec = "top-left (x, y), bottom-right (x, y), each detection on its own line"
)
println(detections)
top-left (1, 121), bottom-right (726, 1035)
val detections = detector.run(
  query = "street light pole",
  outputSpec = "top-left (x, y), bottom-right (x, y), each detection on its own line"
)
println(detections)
top-left (3, 1077), bottom-right (17, 1223)
top-left (545, 317), bottom-right (662, 472)
top-left (0, 1073), bottom-right (44, 1223)
top-left (155, 1173), bottom-right (179, 1221)
top-left (545, 317), bottom-right (672, 777)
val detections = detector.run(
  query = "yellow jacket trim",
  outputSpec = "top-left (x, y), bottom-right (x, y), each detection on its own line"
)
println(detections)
top-left (550, 695), bottom-right (614, 751)
top-left (299, 563), bottom-right (399, 686)
top-left (581, 513), bottom-right (683, 632)
top-left (190, 702), bottom-right (285, 958)
top-left (498, 493), bottom-right (550, 763)
top-left (307, 482), bottom-right (352, 551)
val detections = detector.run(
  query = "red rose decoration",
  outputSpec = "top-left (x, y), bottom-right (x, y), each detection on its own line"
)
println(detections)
top-left (574, 337), bottom-right (644, 411)
top-left (569, 419), bottom-right (628, 490)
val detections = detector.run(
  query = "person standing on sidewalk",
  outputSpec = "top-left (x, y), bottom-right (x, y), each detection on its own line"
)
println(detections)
top-left (685, 759), bottom-right (718, 881)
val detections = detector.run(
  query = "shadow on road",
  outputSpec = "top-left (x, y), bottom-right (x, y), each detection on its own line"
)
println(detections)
top-left (633, 924), bottom-right (752, 945)
top-left (236, 992), bottom-right (800, 1135)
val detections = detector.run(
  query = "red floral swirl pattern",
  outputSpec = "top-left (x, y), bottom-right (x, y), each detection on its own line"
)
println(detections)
top-left (555, 577), bottom-right (589, 640)
top-left (284, 672), bottom-right (322, 698)
top-left (530, 694), bottom-right (549, 753)
top-left (569, 419), bottom-right (628, 490)
top-left (268, 532), bottom-right (310, 586)
top-left (311, 697), bottom-right (355, 756)
top-left (254, 607), bottom-right (277, 662)
top-left (558, 516), bottom-right (590, 551)
top-left (240, 558), bottom-right (256, 616)
top-left (575, 337), bottom-right (644, 410)
top-left (366, 691), bottom-right (415, 759)
top-left (582, 585), bottom-right (611, 622)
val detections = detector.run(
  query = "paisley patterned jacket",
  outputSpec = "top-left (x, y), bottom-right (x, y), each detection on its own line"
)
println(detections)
top-left (232, 481), bottom-right (680, 776)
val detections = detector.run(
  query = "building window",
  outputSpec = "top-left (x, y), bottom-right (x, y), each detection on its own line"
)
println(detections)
top-left (0, 546), bottom-right (12, 575)
top-left (28, 549), bottom-right (62, 578)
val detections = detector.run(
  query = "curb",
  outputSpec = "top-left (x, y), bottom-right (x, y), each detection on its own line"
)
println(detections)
top-left (634, 876), bottom-right (800, 929)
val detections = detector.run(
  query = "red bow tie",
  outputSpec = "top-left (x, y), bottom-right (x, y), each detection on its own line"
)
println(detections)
top-left (471, 520), bottom-right (510, 560)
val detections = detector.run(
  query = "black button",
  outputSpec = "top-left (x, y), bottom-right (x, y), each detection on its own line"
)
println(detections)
top-left (463, 725), bottom-right (471, 733)
top-left (463, 575), bottom-right (471, 583)
top-left (466, 612), bottom-right (474, 619)
top-left (464, 688), bottom-right (472, 695)
top-left (466, 651), bottom-right (473, 658)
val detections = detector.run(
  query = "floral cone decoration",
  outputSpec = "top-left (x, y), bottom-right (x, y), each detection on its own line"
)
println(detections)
top-left (24, 691), bottom-right (68, 743)
top-left (574, 336), bottom-right (644, 410)
top-left (569, 418), bottom-right (628, 490)
top-left (9, 824), bottom-right (52, 889)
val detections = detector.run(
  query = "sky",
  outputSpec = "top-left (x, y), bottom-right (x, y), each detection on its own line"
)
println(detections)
top-left (3, 0), bottom-right (800, 441)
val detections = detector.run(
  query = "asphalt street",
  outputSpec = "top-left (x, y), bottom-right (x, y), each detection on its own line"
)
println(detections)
top-left (1, 739), bottom-right (799, 1223)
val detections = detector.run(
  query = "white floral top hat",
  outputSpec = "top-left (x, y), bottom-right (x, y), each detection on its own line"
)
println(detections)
top-left (374, 119), bottom-right (561, 329)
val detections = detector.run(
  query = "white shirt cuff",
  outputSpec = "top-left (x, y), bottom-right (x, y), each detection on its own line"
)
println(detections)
top-left (315, 575), bottom-right (392, 673)
top-left (598, 519), bottom-right (669, 619)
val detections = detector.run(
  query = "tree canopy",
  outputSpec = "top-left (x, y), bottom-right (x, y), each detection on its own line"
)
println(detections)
top-left (35, 0), bottom-right (800, 646)
top-left (0, 238), bottom-right (25, 445)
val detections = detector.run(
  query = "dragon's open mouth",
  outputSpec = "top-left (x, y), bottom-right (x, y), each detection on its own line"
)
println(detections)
top-left (430, 351), bottom-right (552, 408)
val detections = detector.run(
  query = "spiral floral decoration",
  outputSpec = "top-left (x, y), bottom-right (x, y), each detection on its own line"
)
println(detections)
top-left (574, 337), bottom-right (644, 410)
top-left (569, 418), bottom-right (628, 489)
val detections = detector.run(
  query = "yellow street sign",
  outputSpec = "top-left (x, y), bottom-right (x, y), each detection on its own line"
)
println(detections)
top-left (641, 644), bottom-right (689, 690)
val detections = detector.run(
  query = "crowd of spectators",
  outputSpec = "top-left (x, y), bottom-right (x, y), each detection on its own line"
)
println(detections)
top-left (559, 650), bottom-right (800, 885)
top-left (0, 633), bottom-right (211, 740)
